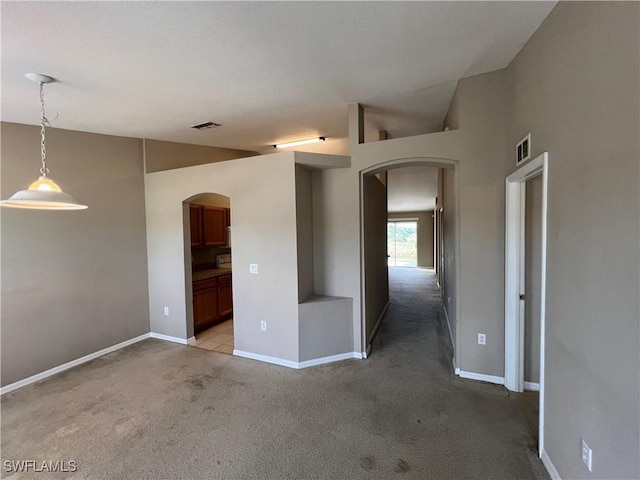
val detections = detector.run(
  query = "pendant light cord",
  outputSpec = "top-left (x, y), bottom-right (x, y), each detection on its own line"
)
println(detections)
top-left (39, 82), bottom-right (49, 177)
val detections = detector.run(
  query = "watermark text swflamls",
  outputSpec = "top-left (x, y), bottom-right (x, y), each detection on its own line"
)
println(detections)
top-left (4, 460), bottom-right (77, 473)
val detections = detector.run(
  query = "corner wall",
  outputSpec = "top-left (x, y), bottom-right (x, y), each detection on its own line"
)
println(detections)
top-left (145, 152), bottom-right (300, 361)
top-left (1, 123), bottom-right (150, 386)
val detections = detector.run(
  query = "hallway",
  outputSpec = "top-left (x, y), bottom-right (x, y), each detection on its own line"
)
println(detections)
top-left (367, 266), bottom-right (548, 478)
top-left (1, 268), bottom-right (548, 479)
top-left (371, 267), bottom-right (453, 376)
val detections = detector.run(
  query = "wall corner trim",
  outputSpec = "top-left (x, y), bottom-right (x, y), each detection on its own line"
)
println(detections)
top-left (0, 333), bottom-right (150, 396)
top-left (149, 332), bottom-right (190, 345)
top-left (233, 350), bottom-right (361, 369)
top-left (457, 370), bottom-right (505, 385)
top-left (540, 449), bottom-right (561, 480)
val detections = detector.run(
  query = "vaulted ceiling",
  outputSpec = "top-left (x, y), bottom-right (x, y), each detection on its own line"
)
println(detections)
top-left (1, 1), bottom-right (556, 155)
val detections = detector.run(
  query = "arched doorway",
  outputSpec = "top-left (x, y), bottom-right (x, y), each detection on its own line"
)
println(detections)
top-left (183, 192), bottom-right (234, 355)
top-left (359, 157), bottom-right (460, 364)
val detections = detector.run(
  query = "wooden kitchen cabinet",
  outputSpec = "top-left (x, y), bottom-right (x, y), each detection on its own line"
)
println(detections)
top-left (217, 274), bottom-right (233, 317)
top-left (190, 205), bottom-right (228, 248)
top-left (193, 277), bottom-right (218, 333)
top-left (192, 274), bottom-right (233, 334)
top-left (189, 205), bottom-right (202, 247)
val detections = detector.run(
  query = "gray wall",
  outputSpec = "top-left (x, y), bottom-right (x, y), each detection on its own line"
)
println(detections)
top-left (1, 122), bottom-right (149, 386)
top-left (363, 174), bottom-right (389, 343)
top-left (524, 174), bottom-right (542, 384)
top-left (507, 3), bottom-right (640, 477)
top-left (144, 139), bottom-right (258, 173)
top-left (388, 210), bottom-right (434, 268)
top-left (295, 165), bottom-right (314, 302)
top-left (298, 297), bottom-right (353, 362)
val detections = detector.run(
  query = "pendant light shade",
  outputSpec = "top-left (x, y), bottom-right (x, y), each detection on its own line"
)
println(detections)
top-left (1, 176), bottom-right (87, 210)
top-left (1, 74), bottom-right (87, 210)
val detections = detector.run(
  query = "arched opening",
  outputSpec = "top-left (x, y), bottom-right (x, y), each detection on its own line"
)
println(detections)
top-left (183, 192), bottom-right (234, 354)
top-left (359, 157), bottom-right (460, 366)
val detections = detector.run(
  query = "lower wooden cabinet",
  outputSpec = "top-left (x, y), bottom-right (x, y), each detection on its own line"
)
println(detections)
top-left (218, 275), bottom-right (233, 317)
top-left (193, 274), bottom-right (233, 334)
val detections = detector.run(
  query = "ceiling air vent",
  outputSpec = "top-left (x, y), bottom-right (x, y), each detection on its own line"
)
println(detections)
top-left (516, 133), bottom-right (531, 166)
top-left (191, 121), bottom-right (221, 130)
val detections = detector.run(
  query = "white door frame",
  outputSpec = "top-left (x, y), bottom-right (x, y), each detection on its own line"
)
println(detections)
top-left (504, 152), bottom-right (548, 454)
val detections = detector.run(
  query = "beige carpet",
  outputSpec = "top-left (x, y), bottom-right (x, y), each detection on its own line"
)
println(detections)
top-left (1, 268), bottom-right (548, 479)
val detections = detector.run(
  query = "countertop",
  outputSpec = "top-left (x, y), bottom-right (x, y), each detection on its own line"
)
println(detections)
top-left (192, 268), bottom-right (232, 282)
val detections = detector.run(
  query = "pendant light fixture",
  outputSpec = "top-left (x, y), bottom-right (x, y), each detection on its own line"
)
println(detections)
top-left (1, 74), bottom-right (87, 210)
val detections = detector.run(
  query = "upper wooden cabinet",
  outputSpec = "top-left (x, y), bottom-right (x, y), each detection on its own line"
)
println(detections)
top-left (202, 206), bottom-right (227, 246)
top-left (190, 204), bottom-right (227, 248)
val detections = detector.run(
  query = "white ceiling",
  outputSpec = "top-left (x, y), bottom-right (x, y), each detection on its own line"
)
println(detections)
top-left (1, 2), bottom-right (556, 155)
top-left (387, 166), bottom-right (439, 213)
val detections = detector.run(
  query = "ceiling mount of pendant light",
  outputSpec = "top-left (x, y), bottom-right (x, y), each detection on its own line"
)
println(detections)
top-left (1, 74), bottom-right (87, 210)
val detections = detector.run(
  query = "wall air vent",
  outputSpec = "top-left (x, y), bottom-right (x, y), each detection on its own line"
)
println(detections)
top-left (516, 133), bottom-right (531, 166)
top-left (191, 121), bottom-right (221, 130)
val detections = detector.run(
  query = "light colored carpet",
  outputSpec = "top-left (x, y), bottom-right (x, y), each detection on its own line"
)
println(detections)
top-left (1, 268), bottom-right (548, 479)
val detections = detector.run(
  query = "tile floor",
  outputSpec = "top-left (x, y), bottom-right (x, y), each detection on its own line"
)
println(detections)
top-left (192, 319), bottom-right (234, 354)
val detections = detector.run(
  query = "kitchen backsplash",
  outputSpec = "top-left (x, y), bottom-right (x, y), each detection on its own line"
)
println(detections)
top-left (192, 245), bottom-right (231, 268)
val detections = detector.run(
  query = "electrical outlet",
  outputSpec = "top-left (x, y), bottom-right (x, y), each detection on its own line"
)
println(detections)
top-left (478, 333), bottom-right (486, 345)
top-left (260, 321), bottom-right (267, 331)
top-left (164, 307), bottom-right (169, 316)
top-left (250, 263), bottom-right (259, 274)
top-left (581, 438), bottom-right (593, 472)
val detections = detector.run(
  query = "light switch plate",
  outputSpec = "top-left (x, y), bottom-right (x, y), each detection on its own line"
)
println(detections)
top-left (581, 438), bottom-right (593, 472)
top-left (250, 263), bottom-right (259, 274)
top-left (478, 333), bottom-right (486, 345)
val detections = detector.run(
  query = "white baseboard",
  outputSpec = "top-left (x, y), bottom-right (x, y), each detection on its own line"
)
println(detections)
top-left (368, 301), bottom-right (390, 344)
top-left (233, 350), bottom-right (300, 368)
top-left (149, 332), bottom-right (190, 345)
top-left (0, 333), bottom-right (150, 396)
top-left (233, 350), bottom-right (361, 369)
top-left (540, 448), bottom-right (561, 480)
top-left (353, 352), bottom-right (364, 359)
top-left (457, 370), bottom-right (505, 385)
top-left (454, 366), bottom-right (461, 375)
top-left (524, 381), bottom-right (540, 392)
top-left (298, 352), bottom-right (359, 368)
top-left (186, 336), bottom-right (197, 346)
